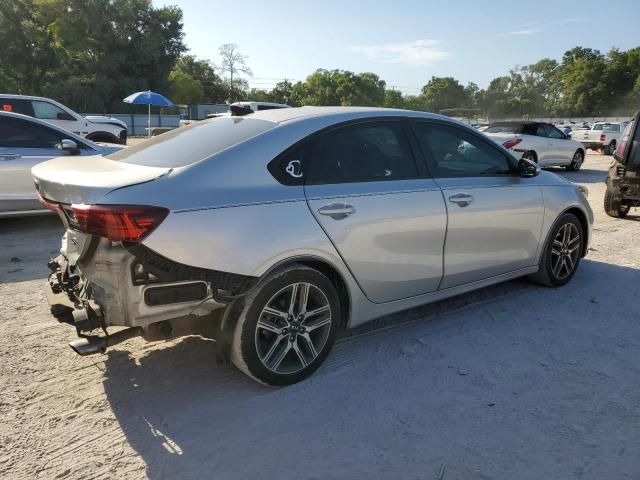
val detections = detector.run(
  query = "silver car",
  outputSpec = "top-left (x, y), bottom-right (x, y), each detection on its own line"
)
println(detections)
top-left (33, 107), bottom-right (593, 386)
top-left (0, 111), bottom-right (122, 217)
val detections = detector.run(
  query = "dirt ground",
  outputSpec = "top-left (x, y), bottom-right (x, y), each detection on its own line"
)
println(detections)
top-left (1, 153), bottom-right (639, 480)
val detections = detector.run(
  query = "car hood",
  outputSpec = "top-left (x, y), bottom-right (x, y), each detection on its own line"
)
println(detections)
top-left (32, 155), bottom-right (170, 205)
top-left (84, 115), bottom-right (127, 129)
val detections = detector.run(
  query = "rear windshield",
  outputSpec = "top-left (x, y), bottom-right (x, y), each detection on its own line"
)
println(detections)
top-left (484, 123), bottom-right (524, 134)
top-left (593, 124), bottom-right (620, 132)
top-left (108, 116), bottom-right (275, 167)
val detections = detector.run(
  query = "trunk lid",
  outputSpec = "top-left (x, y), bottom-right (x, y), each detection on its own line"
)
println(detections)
top-left (32, 155), bottom-right (170, 205)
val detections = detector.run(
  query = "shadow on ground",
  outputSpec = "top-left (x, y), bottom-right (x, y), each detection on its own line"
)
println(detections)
top-left (103, 259), bottom-right (640, 480)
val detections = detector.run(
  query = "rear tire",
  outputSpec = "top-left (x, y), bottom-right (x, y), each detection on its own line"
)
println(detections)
top-left (528, 213), bottom-right (583, 287)
top-left (231, 265), bottom-right (340, 386)
top-left (566, 150), bottom-right (584, 171)
top-left (604, 189), bottom-right (630, 218)
top-left (606, 141), bottom-right (617, 156)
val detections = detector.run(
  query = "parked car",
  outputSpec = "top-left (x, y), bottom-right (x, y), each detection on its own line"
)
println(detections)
top-left (573, 122), bottom-right (624, 155)
top-left (0, 111), bottom-right (123, 217)
top-left (34, 107), bottom-right (593, 386)
top-left (484, 121), bottom-right (586, 170)
top-left (0, 94), bottom-right (127, 144)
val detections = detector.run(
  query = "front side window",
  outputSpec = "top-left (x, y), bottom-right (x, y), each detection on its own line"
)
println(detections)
top-left (544, 124), bottom-right (565, 139)
top-left (307, 121), bottom-right (418, 184)
top-left (414, 122), bottom-right (513, 177)
top-left (31, 101), bottom-right (68, 120)
top-left (0, 116), bottom-right (66, 149)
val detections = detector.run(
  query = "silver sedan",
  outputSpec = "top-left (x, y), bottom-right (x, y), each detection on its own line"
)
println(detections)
top-left (33, 107), bottom-right (593, 386)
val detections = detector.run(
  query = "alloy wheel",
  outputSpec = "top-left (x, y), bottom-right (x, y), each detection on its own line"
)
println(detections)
top-left (571, 151), bottom-right (583, 170)
top-left (254, 282), bottom-right (332, 374)
top-left (550, 223), bottom-right (581, 280)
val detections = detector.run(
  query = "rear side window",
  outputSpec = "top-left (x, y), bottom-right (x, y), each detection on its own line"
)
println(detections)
top-left (0, 98), bottom-right (34, 116)
top-left (108, 117), bottom-right (275, 167)
top-left (307, 121), bottom-right (418, 184)
top-left (602, 124), bottom-right (620, 132)
top-left (0, 116), bottom-right (65, 148)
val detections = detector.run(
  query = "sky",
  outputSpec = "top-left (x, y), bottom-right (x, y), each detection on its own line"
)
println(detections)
top-left (155, 0), bottom-right (640, 94)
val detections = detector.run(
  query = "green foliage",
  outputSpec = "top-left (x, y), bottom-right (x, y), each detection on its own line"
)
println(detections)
top-left (0, 0), bottom-right (186, 112)
top-left (421, 76), bottom-right (471, 112)
top-left (289, 69), bottom-right (386, 107)
top-left (170, 55), bottom-right (227, 103)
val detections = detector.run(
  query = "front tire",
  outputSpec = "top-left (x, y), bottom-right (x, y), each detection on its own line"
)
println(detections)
top-left (528, 213), bottom-right (583, 287)
top-left (566, 150), bottom-right (584, 171)
top-left (231, 265), bottom-right (340, 386)
top-left (604, 189), bottom-right (630, 218)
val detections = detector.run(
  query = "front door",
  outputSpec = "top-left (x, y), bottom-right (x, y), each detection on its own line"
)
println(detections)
top-left (304, 119), bottom-right (447, 303)
top-left (411, 120), bottom-right (545, 289)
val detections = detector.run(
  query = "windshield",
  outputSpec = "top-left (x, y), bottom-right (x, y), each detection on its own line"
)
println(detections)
top-left (108, 116), bottom-right (275, 167)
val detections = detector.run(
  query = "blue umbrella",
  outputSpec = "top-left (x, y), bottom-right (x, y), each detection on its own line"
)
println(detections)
top-left (123, 90), bottom-right (174, 137)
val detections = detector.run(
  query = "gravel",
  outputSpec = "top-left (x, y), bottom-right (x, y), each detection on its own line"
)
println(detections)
top-left (1, 153), bottom-right (639, 480)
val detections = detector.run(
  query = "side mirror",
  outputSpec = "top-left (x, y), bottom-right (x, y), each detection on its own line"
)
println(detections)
top-left (57, 112), bottom-right (75, 121)
top-left (518, 157), bottom-right (540, 177)
top-left (59, 139), bottom-right (80, 155)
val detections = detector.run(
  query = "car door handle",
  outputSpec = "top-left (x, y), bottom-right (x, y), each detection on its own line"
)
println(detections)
top-left (448, 193), bottom-right (474, 207)
top-left (0, 153), bottom-right (21, 161)
top-left (318, 203), bottom-right (355, 218)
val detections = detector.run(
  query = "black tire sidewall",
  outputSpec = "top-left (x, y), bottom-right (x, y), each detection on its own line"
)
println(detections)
top-left (540, 213), bottom-right (583, 287)
top-left (233, 267), bottom-right (341, 386)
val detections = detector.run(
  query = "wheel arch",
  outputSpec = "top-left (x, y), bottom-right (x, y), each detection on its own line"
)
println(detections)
top-left (562, 206), bottom-right (589, 257)
top-left (259, 256), bottom-right (352, 330)
top-left (85, 131), bottom-right (119, 143)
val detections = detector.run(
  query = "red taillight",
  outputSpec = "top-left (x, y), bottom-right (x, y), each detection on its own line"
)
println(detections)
top-left (600, 133), bottom-right (606, 142)
top-left (70, 204), bottom-right (169, 243)
top-left (503, 138), bottom-right (522, 150)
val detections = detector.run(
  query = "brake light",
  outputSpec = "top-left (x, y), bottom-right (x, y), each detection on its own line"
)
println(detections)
top-left (600, 133), bottom-right (606, 142)
top-left (502, 138), bottom-right (522, 150)
top-left (70, 204), bottom-right (169, 243)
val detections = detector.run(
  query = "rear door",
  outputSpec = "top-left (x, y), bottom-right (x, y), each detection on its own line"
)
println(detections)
top-left (411, 120), bottom-right (545, 289)
top-left (543, 123), bottom-right (573, 164)
top-left (304, 119), bottom-right (447, 303)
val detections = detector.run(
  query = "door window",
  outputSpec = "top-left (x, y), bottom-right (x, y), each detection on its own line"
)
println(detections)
top-left (534, 124), bottom-right (547, 137)
top-left (544, 124), bottom-right (565, 139)
top-left (0, 116), bottom-right (66, 148)
top-left (308, 121), bottom-right (418, 184)
top-left (31, 101), bottom-right (68, 120)
top-left (413, 122), bottom-right (513, 177)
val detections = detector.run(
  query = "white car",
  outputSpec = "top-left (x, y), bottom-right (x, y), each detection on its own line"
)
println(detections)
top-left (0, 94), bottom-right (127, 144)
top-left (572, 122), bottom-right (624, 155)
top-left (484, 121), bottom-right (586, 171)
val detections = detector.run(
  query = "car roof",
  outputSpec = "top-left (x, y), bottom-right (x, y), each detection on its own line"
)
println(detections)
top-left (489, 120), bottom-right (540, 126)
top-left (248, 106), bottom-right (449, 124)
top-left (0, 93), bottom-right (55, 102)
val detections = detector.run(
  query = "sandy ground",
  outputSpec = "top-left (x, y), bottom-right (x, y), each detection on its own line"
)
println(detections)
top-left (1, 153), bottom-right (639, 480)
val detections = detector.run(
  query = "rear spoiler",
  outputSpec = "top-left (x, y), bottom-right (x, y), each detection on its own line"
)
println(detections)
top-left (230, 105), bottom-right (254, 117)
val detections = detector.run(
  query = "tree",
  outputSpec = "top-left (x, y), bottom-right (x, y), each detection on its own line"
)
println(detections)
top-left (421, 77), bottom-right (471, 112)
top-left (172, 55), bottom-right (226, 103)
top-left (168, 69), bottom-right (203, 105)
top-left (0, 0), bottom-right (186, 112)
top-left (218, 43), bottom-right (252, 101)
top-left (290, 69), bottom-right (385, 106)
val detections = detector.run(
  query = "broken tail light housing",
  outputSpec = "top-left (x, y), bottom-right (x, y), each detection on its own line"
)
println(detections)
top-left (68, 204), bottom-right (169, 243)
top-left (502, 138), bottom-right (523, 150)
